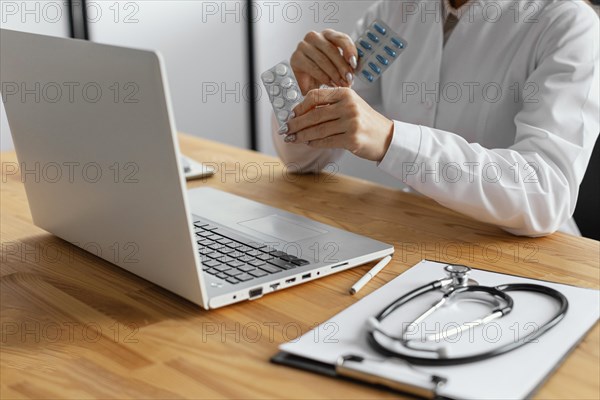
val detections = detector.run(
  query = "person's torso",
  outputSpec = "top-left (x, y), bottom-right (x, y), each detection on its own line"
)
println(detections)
top-left (379, 0), bottom-right (569, 148)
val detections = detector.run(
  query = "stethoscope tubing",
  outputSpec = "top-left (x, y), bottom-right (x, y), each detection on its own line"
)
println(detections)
top-left (368, 282), bottom-right (568, 366)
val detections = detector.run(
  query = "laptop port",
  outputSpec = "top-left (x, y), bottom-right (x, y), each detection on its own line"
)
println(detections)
top-left (249, 288), bottom-right (263, 299)
top-left (270, 283), bottom-right (280, 291)
top-left (330, 262), bottom-right (349, 269)
top-left (302, 273), bottom-right (311, 280)
top-left (285, 277), bottom-right (296, 284)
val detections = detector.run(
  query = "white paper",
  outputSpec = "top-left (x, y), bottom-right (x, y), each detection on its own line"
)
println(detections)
top-left (280, 260), bottom-right (600, 399)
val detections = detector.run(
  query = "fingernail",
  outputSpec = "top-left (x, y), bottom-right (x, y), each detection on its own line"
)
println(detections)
top-left (349, 55), bottom-right (358, 69)
top-left (345, 72), bottom-right (354, 84)
top-left (288, 111), bottom-right (295, 120)
top-left (284, 134), bottom-right (296, 143)
top-left (278, 124), bottom-right (288, 134)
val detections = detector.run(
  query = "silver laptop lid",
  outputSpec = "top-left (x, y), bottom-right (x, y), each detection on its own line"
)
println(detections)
top-left (0, 29), bottom-right (207, 307)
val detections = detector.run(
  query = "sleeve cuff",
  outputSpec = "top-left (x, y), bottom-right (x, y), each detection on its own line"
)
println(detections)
top-left (378, 120), bottom-right (423, 174)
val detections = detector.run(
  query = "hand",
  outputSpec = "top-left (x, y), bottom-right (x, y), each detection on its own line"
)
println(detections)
top-left (281, 88), bottom-right (394, 162)
top-left (290, 29), bottom-right (358, 95)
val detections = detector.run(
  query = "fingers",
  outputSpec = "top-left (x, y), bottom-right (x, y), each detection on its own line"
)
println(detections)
top-left (308, 133), bottom-right (348, 149)
top-left (295, 119), bottom-right (347, 143)
top-left (299, 37), bottom-right (344, 86)
top-left (287, 101), bottom-right (342, 134)
top-left (309, 31), bottom-right (355, 85)
top-left (322, 29), bottom-right (358, 69)
top-left (291, 51), bottom-right (331, 87)
top-left (302, 30), bottom-right (357, 86)
top-left (292, 88), bottom-right (349, 118)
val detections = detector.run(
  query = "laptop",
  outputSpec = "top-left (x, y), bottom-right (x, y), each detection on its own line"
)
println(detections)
top-left (0, 29), bottom-right (394, 309)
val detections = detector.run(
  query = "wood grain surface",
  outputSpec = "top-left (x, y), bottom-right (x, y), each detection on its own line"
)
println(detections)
top-left (1, 134), bottom-right (598, 399)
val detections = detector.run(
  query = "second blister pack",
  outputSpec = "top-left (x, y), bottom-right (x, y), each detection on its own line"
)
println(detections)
top-left (355, 19), bottom-right (407, 84)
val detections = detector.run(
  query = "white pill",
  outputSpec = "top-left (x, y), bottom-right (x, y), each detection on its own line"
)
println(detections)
top-left (285, 89), bottom-right (298, 101)
top-left (262, 71), bottom-right (275, 83)
top-left (281, 77), bottom-right (294, 88)
top-left (273, 97), bottom-right (285, 109)
top-left (275, 63), bottom-right (288, 76)
top-left (269, 85), bottom-right (281, 96)
top-left (277, 110), bottom-right (289, 121)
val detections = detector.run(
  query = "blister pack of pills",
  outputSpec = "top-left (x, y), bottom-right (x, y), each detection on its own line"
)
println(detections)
top-left (355, 19), bottom-right (407, 84)
top-left (261, 60), bottom-right (304, 127)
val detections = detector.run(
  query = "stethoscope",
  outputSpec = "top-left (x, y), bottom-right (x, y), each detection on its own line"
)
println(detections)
top-left (366, 264), bottom-right (569, 365)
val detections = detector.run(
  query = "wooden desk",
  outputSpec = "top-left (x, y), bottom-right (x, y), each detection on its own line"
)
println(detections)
top-left (1, 134), bottom-right (599, 399)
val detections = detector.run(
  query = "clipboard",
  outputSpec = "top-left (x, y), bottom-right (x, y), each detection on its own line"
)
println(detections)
top-left (271, 260), bottom-right (600, 399)
top-left (272, 352), bottom-right (447, 399)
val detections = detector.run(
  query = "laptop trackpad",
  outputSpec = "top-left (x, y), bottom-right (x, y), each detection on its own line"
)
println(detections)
top-left (238, 215), bottom-right (326, 242)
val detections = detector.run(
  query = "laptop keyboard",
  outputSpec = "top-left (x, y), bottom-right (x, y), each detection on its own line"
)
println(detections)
top-left (194, 219), bottom-right (310, 285)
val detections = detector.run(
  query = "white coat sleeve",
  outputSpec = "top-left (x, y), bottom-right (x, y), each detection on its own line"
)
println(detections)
top-left (271, 1), bottom-right (390, 173)
top-left (378, 6), bottom-right (600, 236)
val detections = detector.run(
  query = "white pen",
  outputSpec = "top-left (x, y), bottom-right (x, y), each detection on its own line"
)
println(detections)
top-left (349, 255), bottom-right (393, 295)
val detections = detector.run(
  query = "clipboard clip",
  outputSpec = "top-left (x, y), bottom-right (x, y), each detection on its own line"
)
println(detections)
top-left (336, 355), bottom-right (447, 399)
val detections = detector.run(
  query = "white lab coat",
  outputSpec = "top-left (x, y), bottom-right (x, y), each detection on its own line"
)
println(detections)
top-left (272, 0), bottom-right (599, 237)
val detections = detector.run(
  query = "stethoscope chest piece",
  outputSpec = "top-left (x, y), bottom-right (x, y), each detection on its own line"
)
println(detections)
top-left (444, 264), bottom-right (472, 288)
